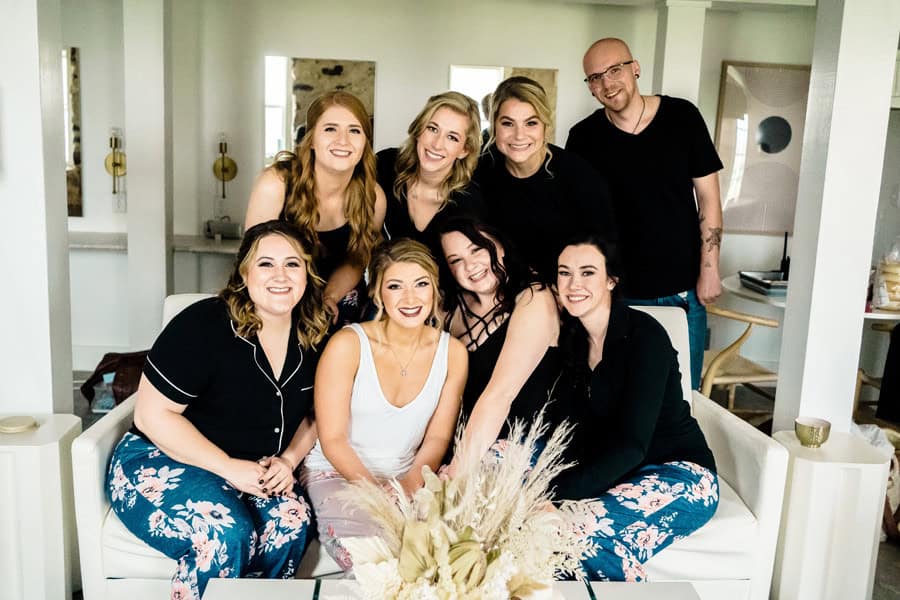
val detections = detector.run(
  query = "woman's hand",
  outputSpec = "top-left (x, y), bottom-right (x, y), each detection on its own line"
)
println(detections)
top-left (222, 458), bottom-right (269, 498)
top-left (259, 455), bottom-right (297, 496)
top-left (397, 472), bottom-right (424, 498)
top-left (322, 291), bottom-right (340, 325)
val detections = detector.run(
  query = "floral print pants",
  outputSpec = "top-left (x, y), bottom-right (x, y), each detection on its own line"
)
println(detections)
top-left (569, 461), bottom-right (719, 582)
top-left (107, 433), bottom-right (313, 600)
top-left (299, 468), bottom-right (384, 572)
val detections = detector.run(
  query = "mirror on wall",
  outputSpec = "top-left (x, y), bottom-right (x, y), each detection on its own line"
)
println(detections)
top-left (449, 64), bottom-right (558, 142)
top-left (264, 56), bottom-right (376, 164)
top-left (63, 47), bottom-right (83, 216)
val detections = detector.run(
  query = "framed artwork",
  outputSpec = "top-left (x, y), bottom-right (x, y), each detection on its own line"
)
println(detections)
top-left (64, 47), bottom-right (83, 217)
top-left (714, 61), bottom-right (811, 234)
top-left (291, 57), bottom-right (375, 146)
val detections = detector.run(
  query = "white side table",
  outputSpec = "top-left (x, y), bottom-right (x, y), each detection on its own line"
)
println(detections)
top-left (0, 414), bottom-right (82, 599)
top-left (771, 430), bottom-right (890, 600)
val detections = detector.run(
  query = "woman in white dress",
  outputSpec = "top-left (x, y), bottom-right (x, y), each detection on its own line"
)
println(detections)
top-left (301, 239), bottom-right (468, 570)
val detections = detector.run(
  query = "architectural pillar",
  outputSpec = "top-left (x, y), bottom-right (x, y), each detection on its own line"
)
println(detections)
top-left (123, 0), bottom-right (173, 349)
top-left (652, 0), bottom-right (710, 103)
top-left (773, 0), bottom-right (900, 433)
top-left (0, 0), bottom-right (73, 414)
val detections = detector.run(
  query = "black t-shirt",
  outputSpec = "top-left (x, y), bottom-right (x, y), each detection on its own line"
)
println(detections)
top-left (376, 147), bottom-right (484, 260)
top-left (566, 96), bottom-right (723, 298)
top-left (133, 297), bottom-right (318, 461)
top-left (552, 303), bottom-right (715, 501)
top-left (474, 144), bottom-right (616, 284)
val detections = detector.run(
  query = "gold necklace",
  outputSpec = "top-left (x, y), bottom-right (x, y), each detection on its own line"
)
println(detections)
top-left (384, 324), bottom-right (423, 377)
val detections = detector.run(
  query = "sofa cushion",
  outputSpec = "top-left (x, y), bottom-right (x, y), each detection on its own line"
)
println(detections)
top-left (645, 479), bottom-right (758, 581)
top-left (101, 508), bottom-right (340, 579)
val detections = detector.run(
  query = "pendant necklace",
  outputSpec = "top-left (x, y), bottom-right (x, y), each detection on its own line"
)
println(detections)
top-left (385, 326), bottom-right (423, 377)
top-left (606, 95), bottom-right (646, 135)
top-left (631, 95), bottom-right (646, 134)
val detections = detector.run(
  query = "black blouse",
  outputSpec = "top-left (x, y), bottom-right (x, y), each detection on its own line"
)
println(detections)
top-left (552, 303), bottom-right (715, 500)
top-left (134, 297), bottom-right (317, 461)
top-left (377, 147), bottom-right (484, 260)
top-left (461, 318), bottom-right (562, 441)
top-left (474, 144), bottom-right (616, 284)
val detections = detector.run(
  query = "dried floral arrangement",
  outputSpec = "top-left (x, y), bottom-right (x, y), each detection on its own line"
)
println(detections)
top-left (340, 415), bottom-right (593, 599)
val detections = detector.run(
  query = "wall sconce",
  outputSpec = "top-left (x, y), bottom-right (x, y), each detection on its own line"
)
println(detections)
top-left (213, 133), bottom-right (237, 199)
top-left (104, 127), bottom-right (126, 195)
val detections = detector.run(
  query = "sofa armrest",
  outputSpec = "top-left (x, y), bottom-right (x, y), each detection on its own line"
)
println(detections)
top-left (72, 395), bottom-right (137, 598)
top-left (692, 392), bottom-right (788, 600)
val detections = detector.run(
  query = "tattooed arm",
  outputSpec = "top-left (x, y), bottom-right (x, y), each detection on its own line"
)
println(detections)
top-left (694, 173), bottom-right (723, 306)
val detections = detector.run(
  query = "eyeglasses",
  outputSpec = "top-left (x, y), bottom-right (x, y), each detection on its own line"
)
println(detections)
top-left (584, 61), bottom-right (635, 86)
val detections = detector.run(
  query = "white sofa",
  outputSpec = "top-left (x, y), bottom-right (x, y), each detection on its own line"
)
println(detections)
top-left (72, 296), bottom-right (788, 600)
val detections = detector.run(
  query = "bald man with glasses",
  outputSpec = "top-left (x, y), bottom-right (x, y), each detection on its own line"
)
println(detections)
top-left (566, 37), bottom-right (724, 390)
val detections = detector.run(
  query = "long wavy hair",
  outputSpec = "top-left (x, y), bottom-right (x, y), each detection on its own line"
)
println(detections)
top-left (557, 231), bottom-right (623, 389)
top-left (367, 239), bottom-right (442, 328)
top-left (393, 91), bottom-right (482, 209)
top-left (220, 220), bottom-right (330, 349)
top-left (436, 216), bottom-right (541, 329)
top-left (486, 76), bottom-right (554, 173)
top-left (272, 91), bottom-right (379, 269)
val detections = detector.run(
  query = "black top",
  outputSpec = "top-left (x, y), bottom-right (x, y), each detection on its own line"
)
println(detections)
top-left (461, 318), bottom-right (562, 440)
top-left (566, 96), bottom-right (723, 298)
top-left (376, 147), bottom-right (485, 260)
top-left (315, 223), bottom-right (352, 282)
top-left (133, 297), bottom-right (318, 462)
top-left (552, 303), bottom-right (715, 501)
top-left (278, 198), bottom-right (350, 283)
top-left (474, 144), bottom-right (616, 284)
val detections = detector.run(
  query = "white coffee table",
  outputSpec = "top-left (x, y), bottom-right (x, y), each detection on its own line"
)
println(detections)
top-left (204, 578), bottom-right (701, 599)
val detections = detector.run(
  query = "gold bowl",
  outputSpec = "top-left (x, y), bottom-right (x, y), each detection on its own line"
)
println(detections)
top-left (795, 417), bottom-right (831, 448)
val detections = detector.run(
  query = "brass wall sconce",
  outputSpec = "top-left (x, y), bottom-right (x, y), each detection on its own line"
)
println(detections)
top-left (213, 133), bottom-right (237, 199)
top-left (104, 127), bottom-right (126, 194)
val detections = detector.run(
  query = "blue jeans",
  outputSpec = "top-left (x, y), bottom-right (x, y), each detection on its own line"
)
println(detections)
top-left (627, 290), bottom-right (706, 390)
top-left (107, 433), bottom-right (313, 599)
top-left (571, 462), bottom-right (719, 581)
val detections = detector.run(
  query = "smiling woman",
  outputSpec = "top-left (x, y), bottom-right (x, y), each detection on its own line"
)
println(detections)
top-left (377, 91), bottom-right (484, 260)
top-left (246, 91), bottom-right (387, 327)
top-left (104, 220), bottom-right (330, 600)
top-left (474, 76), bottom-right (617, 284)
top-left (301, 238), bottom-right (467, 572)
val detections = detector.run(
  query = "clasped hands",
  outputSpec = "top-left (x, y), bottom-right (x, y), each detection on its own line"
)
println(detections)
top-left (224, 455), bottom-right (297, 499)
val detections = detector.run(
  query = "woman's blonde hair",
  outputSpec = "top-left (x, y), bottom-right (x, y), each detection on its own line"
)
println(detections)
top-left (487, 76), bottom-right (553, 166)
top-left (220, 220), bottom-right (330, 349)
top-left (273, 91), bottom-right (380, 269)
top-left (368, 239), bottom-right (442, 328)
top-left (393, 91), bottom-right (482, 209)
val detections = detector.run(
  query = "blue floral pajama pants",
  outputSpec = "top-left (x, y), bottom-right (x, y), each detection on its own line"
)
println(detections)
top-left (106, 433), bottom-right (313, 599)
top-left (569, 461), bottom-right (719, 582)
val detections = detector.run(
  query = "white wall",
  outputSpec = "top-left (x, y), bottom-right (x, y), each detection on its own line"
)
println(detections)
top-left (63, 0), bottom-right (125, 233)
top-left (63, 0), bottom-right (128, 370)
top-left (700, 6), bottom-right (817, 369)
top-left (0, 0), bottom-right (73, 413)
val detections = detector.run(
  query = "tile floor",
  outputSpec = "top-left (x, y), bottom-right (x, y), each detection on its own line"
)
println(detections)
top-left (70, 376), bottom-right (900, 598)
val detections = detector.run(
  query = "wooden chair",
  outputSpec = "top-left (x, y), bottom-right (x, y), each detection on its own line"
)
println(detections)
top-left (701, 304), bottom-right (780, 412)
top-left (854, 321), bottom-right (897, 418)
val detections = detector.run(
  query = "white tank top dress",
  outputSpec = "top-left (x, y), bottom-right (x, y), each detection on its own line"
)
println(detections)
top-left (303, 323), bottom-right (450, 479)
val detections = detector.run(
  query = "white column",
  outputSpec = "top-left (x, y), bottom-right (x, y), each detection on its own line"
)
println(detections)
top-left (123, 0), bottom-right (173, 349)
top-left (652, 0), bottom-right (711, 104)
top-left (773, 0), bottom-right (900, 433)
top-left (0, 0), bottom-right (73, 414)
